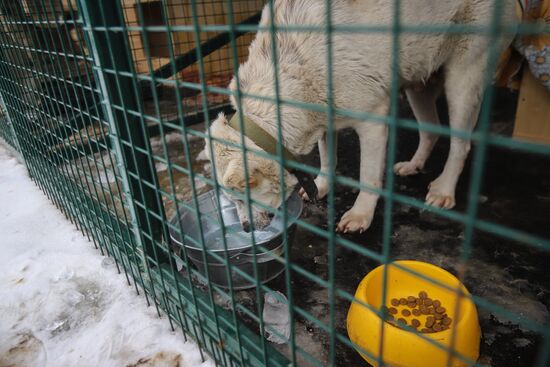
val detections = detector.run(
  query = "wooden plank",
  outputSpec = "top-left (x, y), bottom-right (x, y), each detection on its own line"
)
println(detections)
top-left (123, 0), bottom-right (171, 75)
top-left (123, 0), bottom-right (264, 79)
top-left (151, 11), bottom-right (261, 80)
top-left (513, 67), bottom-right (550, 145)
top-left (20, 0), bottom-right (75, 23)
top-left (169, 0), bottom-right (264, 76)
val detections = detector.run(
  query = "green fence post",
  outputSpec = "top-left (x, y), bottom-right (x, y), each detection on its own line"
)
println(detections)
top-left (76, 0), bottom-right (169, 267)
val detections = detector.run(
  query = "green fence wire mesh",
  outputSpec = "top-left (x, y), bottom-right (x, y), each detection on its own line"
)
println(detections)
top-left (0, 0), bottom-right (549, 366)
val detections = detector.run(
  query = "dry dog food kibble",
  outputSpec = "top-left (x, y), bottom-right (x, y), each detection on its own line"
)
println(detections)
top-left (426, 316), bottom-right (435, 328)
top-left (385, 291), bottom-right (453, 333)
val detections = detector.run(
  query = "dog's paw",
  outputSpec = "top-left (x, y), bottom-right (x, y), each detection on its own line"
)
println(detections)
top-left (426, 192), bottom-right (455, 209)
top-left (299, 176), bottom-right (329, 201)
top-left (426, 181), bottom-right (455, 209)
top-left (336, 208), bottom-right (373, 233)
top-left (394, 161), bottom-right (423, 176)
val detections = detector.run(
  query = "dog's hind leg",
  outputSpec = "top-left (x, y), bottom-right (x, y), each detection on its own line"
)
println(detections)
top-left (425, 56), bottom-right (486, 209)
top-left (394, 77), bottom-right (443, 176)
top-left (299, 132), bottom-right (337, 200)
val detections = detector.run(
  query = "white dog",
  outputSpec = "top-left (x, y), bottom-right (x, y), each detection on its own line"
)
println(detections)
top-left (205, 0), bottom-right (516, 232)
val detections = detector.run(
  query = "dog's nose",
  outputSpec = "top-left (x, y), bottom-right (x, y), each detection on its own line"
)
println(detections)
top-left (242, 221), bottom-right (250, 233)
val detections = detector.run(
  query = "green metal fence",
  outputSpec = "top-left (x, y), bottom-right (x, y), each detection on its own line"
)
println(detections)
top-left (0, 94), bottom-right (16, 148)
top-left (0, 0), bottom-right (549, 366)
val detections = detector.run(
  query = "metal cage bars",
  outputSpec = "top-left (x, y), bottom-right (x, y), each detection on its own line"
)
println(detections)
top-left (0, 0), bottom-right (549, 366)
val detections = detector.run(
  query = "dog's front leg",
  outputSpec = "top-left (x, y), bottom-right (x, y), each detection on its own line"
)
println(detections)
top-left (299, 132), bottom-right (337, 201)
top-left (337, 122), bottom-right (388, 233)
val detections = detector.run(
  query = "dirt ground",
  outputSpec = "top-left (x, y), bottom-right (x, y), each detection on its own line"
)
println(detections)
top-left (181, 89), bottom-right (550, 367)
top-left (68, 87), bottom-right (549, 366)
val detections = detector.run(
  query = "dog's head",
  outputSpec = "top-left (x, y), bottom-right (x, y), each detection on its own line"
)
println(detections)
top-left (204, 113), bottom-right (298, 231)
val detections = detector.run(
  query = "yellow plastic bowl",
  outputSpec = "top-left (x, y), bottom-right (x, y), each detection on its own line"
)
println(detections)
top-left (347, 260), bottom-right (480, 367)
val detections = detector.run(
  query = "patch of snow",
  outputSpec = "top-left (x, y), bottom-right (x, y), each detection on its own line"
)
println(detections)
top-left (150, 131), bottom-right (182, 153)
top-left (97, 168), bottom-right (117, 185)
top-left (194, 177), bottom-right (208, 190)
top-left (94, 151), bottom-right (118, 184)
top-left (62, 151), bottom-right (118, 186)
top-left (196, 149), bottom-right (209, 162)
top-left (0, 144), bottom-right (213, 367)
top-left (155, 161), bottom-right (168, 172)
top-left (149, 131), bottom-right (202, 155)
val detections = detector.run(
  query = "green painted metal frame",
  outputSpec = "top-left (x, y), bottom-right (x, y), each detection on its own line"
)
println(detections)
top-left (0, 0), bottom-right (549, 366)
top-left (77, 0), bottom-right (170, 267)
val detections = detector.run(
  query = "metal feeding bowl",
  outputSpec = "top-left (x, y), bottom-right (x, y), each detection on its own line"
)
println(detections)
top-left (169, 190), bottom-right (303, 290)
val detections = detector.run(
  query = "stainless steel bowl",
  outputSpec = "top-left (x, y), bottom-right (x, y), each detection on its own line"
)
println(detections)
top-left (169, 190), bottom-right (303, 290)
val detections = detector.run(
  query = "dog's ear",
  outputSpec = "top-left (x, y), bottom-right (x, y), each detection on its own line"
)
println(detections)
top-left (222, 161), bottom-right (259, 191)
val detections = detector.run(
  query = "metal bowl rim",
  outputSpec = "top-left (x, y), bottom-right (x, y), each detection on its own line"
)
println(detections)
top-left (169, 189), bottom-right (303, 252)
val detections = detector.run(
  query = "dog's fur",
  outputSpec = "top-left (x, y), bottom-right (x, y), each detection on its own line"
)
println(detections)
top-left (206, 0), bottom-right (516, 232)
